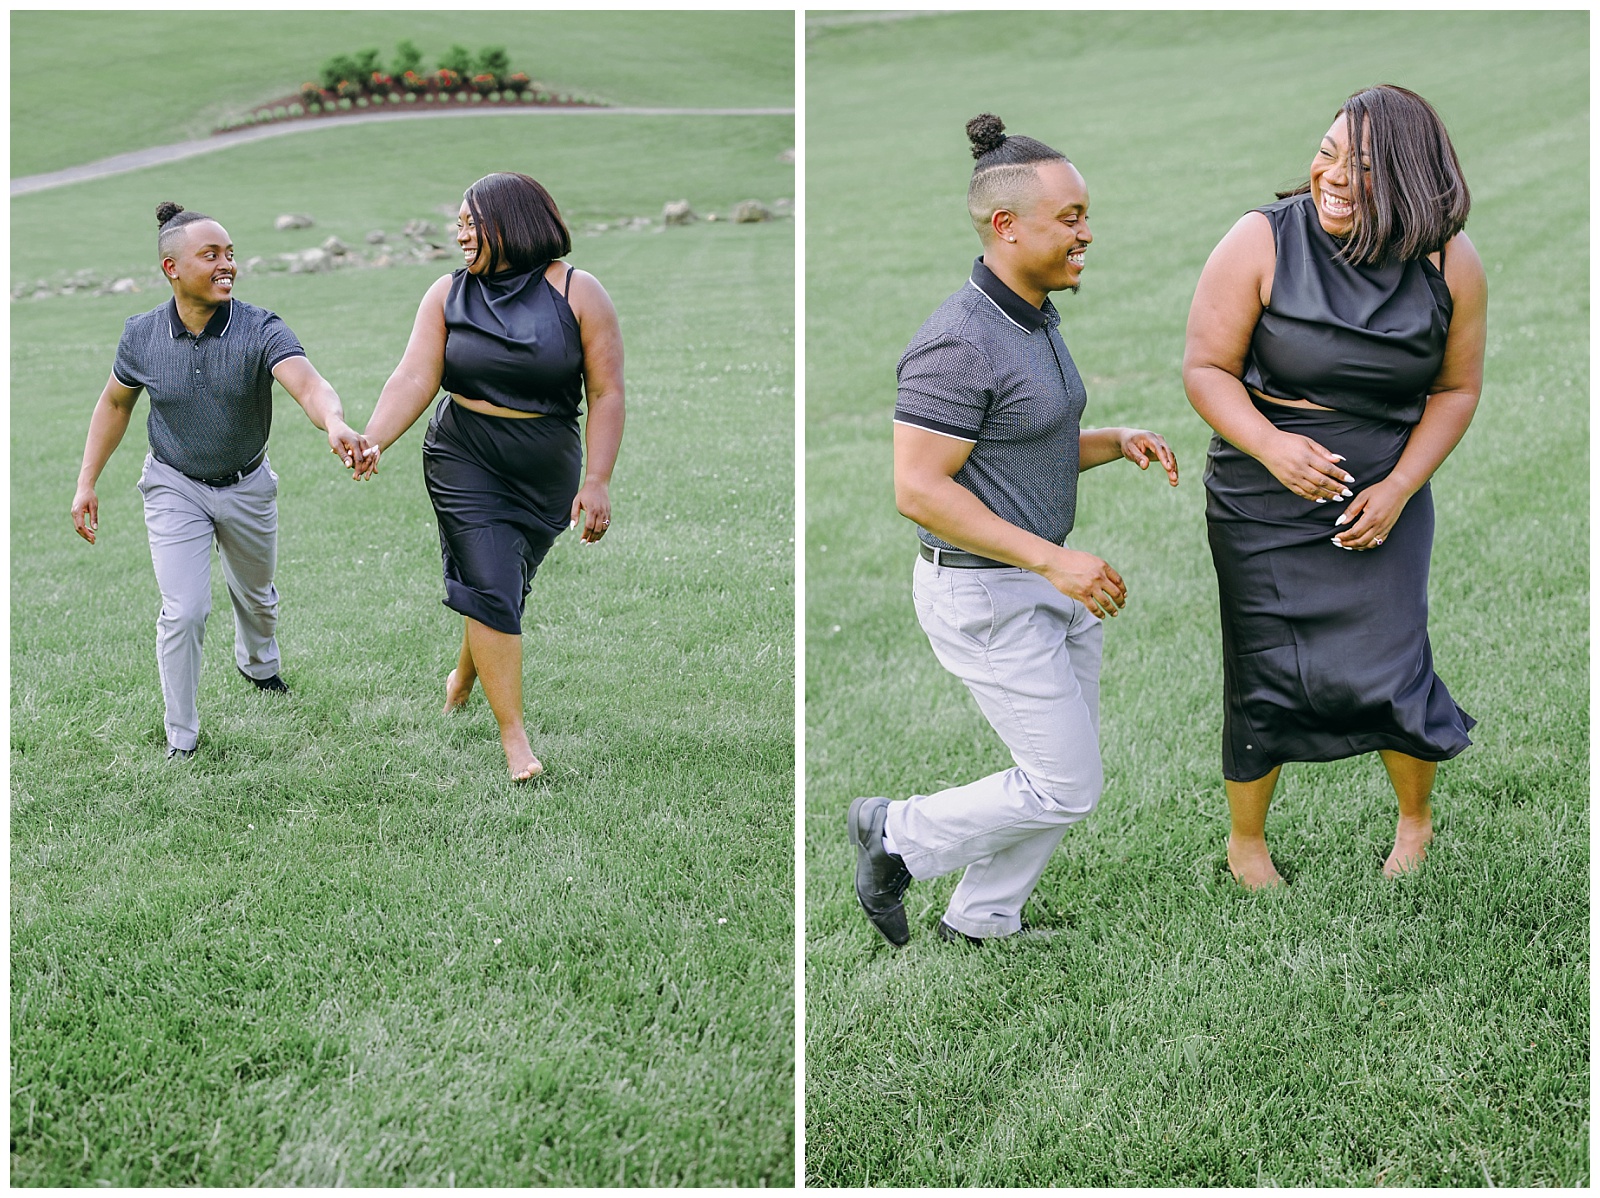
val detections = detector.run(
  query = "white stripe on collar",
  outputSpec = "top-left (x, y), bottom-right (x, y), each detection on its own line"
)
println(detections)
top-left (966, 278), bottom-right (1030, 332)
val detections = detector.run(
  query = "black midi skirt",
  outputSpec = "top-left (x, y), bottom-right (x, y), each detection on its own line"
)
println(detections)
top-left (421, 396), bottom-right (581, 636)
top-left (1204, 398), bottom-right (1474, 782)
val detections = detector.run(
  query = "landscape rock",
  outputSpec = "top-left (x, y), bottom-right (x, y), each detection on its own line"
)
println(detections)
top-left (772, 197), bottom-right (793, 216)
top-left (402, 219), bottom-right (437, 239)
top-left (275, 214), bottom-right (315, 231)
top-left (731, 200), bottom-right (771, 224)
top-left (365, 230), bottom-right (387, 244)
top-left (109, 278), bottom-right (139, 294)
top-left (288, 248), bottom-right (332, 273)
top-left (321, 236), bottom-right (350, 256)
top-left (662, 200), bottom-right (696, 226)
top-left (244, 256), bottom-right (265, 272)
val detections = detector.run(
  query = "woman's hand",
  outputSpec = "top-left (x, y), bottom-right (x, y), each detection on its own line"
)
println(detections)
top-left (570, 479), bottom-right (611, 544)
top-left (1118, 428), bottom-right (1179, 485)
top-left (1257, 431), bottom-right (1356, 503)
top-left (1331, 477), bottom-right (1410, 550)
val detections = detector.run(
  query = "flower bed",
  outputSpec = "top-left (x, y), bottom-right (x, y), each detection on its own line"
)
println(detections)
top-left (215, 60), bottom-right (603, 134)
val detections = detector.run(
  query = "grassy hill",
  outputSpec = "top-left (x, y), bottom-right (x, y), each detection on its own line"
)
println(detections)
top-left (11, 10), bottom-right (794, 176)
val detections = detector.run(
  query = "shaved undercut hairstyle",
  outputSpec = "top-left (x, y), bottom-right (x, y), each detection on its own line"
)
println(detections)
top-left (1280, 84), bottom-right (1470, 267)
top-left (156, 201), bottom-right (216, 261)
top-left (965, 113), bottom-right (1070, 240)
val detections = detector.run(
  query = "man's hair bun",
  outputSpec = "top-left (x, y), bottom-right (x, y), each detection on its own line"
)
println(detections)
top-left (156, 201), bottom-right (185, 227)
top-left (967, 114), bottom-right (1008, 159)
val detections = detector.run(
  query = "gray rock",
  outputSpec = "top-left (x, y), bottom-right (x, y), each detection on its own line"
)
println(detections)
top-left (403, 219), bottom-right (437, 239)
top-left (244, 256), bottom-right (265, 272)
top-left (274, 214), bottom-right (315, 231)
top-left (321, 236), bottom-right (350, 256)
top-left (662, 200), bottom-right (696, 226)
top-left (109, 278), bottom-right (140, 294)
top-left (772, 197), bottom-right (793, 216)
top-left (289, 248), bottom-right (331, 273)
top-left (731, 200), bottom-right (771, 224)
top-left (365, 230), bottom-right (387, 244)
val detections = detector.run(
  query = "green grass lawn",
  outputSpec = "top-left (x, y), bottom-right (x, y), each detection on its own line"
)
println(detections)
top-left (11, 10), bottom-right (794, 177)
top-left (11, 110), bottom-right (796, 1184)
top-left (804, 10), bottom-right (1587, 1187)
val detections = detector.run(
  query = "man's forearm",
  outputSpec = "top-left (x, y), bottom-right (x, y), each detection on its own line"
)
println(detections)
top-left (297, 381), bottom-right (346, 432)
top-left (898, 475), bottom-right (1062, 573)
top-left (78, 399), bottom-right (134, 486)
top-left (1078, 426), bottom-right (1127, 470)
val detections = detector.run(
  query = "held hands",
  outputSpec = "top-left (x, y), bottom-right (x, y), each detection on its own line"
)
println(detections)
top-left (1331, 477), bottom-right (1409, 551)
top-left (1042, 546), bottom-right (1126, 620)
top-left (570, 479), bottom-right (612, 544)
top-left (71, 484), bottom-right (99, 544)
top-left (1120, 429), bottom-right (1180, 486)
top-left (327, 420), bottom-right (381, 480)
top-left (1259, 430), bottom-right (1356, 503)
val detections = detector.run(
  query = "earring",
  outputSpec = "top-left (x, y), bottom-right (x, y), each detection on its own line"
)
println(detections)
top-left (1006, 237), bottom-right (1017, 243)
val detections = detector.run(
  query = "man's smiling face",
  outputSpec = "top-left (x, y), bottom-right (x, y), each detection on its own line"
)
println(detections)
top-left (164, 220), bottom-right (235, 305)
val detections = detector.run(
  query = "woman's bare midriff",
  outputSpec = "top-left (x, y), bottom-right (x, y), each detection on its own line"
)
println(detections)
top-left (451, 394), bottom-right (546, 420)
top-left (1250, 386), bottom-right (1335, 412)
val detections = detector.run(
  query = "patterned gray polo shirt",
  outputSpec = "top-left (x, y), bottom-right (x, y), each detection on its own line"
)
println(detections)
top-left (894, 257), bottom-right (1089, 552)
top-left (113, 298), bottom-right (305, 479)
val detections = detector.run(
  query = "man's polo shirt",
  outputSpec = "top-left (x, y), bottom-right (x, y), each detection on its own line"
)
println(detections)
top-left (894, 258), bottom-right (1089, 552)
top-left (113, 298), bottom-right (306, 479)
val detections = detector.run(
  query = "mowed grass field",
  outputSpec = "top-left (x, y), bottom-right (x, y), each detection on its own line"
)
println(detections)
top-left (805, 11), bottom-right (1586, 1188)
top-left (11, 106), bottom-right (796, 1184)
top-left (10, 9), bottom-right (794, 177)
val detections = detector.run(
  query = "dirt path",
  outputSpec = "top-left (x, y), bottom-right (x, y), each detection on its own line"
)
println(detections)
top-left (11, 106), bottom-right (795, 197)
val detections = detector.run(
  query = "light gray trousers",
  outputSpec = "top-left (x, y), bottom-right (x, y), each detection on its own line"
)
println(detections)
top-left (886, 555), bottom-right (1104, 939)
top-left (137, 454), bottom-right (281, 751)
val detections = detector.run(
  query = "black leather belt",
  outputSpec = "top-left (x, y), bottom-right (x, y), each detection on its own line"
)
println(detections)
top-left (919, 542), bottom-right (1010, 569)
top-left (183, 449), bottom-right (266, 488)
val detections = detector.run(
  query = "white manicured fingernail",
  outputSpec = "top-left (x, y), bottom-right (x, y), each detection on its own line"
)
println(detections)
top-left (1315, 498), bottom-right (1326, 504)
top-left (1335, 513), bottom-right (1349, 525)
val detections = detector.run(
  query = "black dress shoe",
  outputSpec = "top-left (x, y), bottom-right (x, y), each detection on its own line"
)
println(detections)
top-left (239, 668), bottom-right (289, 693)
top-left (848, 796), bottom-right (911, 946)
top-left (165, 745), bottom-right (195, 762)
top-left (936, 919), bottom-right (985, 946)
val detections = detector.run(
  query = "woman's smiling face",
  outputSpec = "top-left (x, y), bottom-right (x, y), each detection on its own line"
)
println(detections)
top-left (1309, 112), bottom-right (1371, 237)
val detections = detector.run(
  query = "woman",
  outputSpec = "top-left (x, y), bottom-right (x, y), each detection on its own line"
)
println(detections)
top-left (361, 172), bottom-right (625, 780)
top-left (1183, 85), bottom-right (1485, 888)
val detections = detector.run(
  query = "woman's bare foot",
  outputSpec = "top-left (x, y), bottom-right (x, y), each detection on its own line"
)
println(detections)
top-left (443, 669), bottom-right (473, 713)
top-left (1384, 816), bottom-right (1433, 878)
top-left (501, 725), bottom-right (543, 782)
top-left (1227, 834), bottom-right (1284, 890)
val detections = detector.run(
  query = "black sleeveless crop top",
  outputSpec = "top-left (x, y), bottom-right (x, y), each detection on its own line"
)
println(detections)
top-left (441, 264), bottom-right (585, 417)
top-left (1243, 192), bottom-right (1452, 427)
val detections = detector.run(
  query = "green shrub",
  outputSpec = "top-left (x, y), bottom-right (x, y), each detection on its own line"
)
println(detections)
top-left (475, 45), bottom-right (511, 87)
top-left (356, 97), bottom-right (369, 108)
top-left (272, 105), bottom-right (287, 119)
top-left (404, 93), bottom-right (416, 104)
top-left (392, 38), bottom-right (424, 78)
top-left (520, 90), bottom-right (534, 103)
top-left (438, 43), bottom-right (473, 77)
top-left (455, 91), bottom-right (470, 103)
top-left (423, 93), bottom-right (434, 103)
top-left (309, 102), bottom-right (321, 115)
top-left (320, 54), bottom-right (360, 90)
top-left (338, 97), bottom-right (353, 110)
top-left (488, 91), bottom-right (501, 103)
top-left (288, 102), bottom-right (304, 117)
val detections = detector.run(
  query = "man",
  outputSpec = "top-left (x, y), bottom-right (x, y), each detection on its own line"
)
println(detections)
top-left (71, 202), bottom-right (370, 761)
top-left (849, 115), bottom-right (1180, 945)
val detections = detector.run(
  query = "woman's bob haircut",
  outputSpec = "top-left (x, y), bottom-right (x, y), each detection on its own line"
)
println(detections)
top-left (463, 172), bottom-right (572, 276)
top-left (1283, 84), bottom-right (1471, 267)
